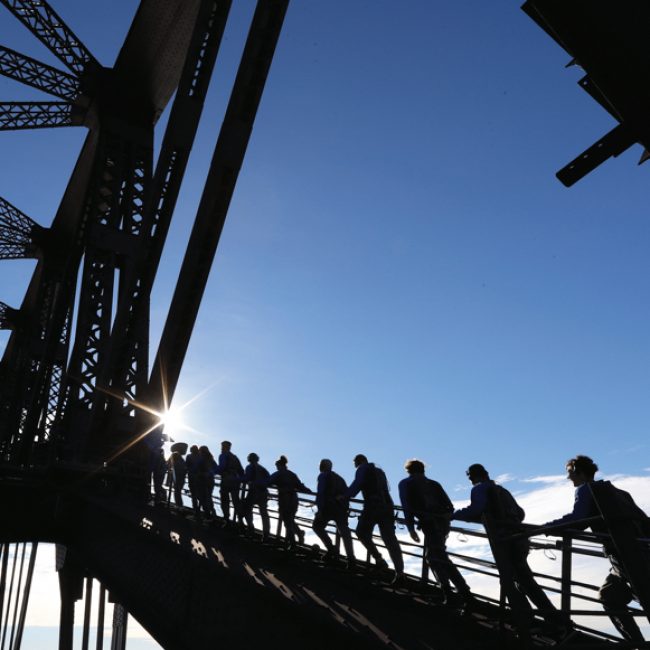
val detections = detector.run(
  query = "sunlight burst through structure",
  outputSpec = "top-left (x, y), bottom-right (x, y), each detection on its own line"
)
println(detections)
top-left (158, 407), bottom-right (186, 440)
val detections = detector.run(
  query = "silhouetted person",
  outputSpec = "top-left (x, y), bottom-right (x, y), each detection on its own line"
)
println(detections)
top-left (167, 450), bottom-right (187, 507)
top-left (145, 432), bottom-right (165, 503)
top-left (217, 440), bottom-right (244, 524)
top-left (543, 455), bottom-right (647, 647)
top-left (399, 459), bottom-right (471, 606)
top-left (452, 464), bottom-right (565, 635)
top-left (152, 448), bottom-right (167, 503)
top-left (312, 459), bottom-right (356, 565)
top-left (197, 445), bottom-right (217, 517)
top-left (346, 454), bottom-right (404, 580)
top-left (243, 452), bottom-right (270, 540)
top-left (268, 455), bottom-right (312, 547)
top-left (185, 445), bottom-right (201, 513)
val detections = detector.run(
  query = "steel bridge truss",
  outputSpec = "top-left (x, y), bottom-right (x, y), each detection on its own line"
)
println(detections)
top-left (0, 1), bottom-right (289, 647)
top-left (0, 0), bottom-right (288, 475)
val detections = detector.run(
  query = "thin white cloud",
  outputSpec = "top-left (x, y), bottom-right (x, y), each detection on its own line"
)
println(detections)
top-left (521, 474), bottom-right (566, 484)
top-left (494, 472), bottom-right (515, 484)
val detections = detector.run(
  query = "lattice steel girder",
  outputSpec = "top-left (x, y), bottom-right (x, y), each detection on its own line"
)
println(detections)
top-left (0, 0), bottom-right (97, 76)
top-left (0, 196), bottom-right (45, 259)
top-left (0, 133), bottom-right (102, 460)
top-left (147, 0), bottom-right (290, 435)
top-left (0, 101), bottom-right (82, 130)
top-left (2, 2), bottom-right (205, 466)
top-left (100, 0), bottom-right (232, 429)
top-left (61, 131), bottom-right (153, 455)
top-left (0, 46), bottom-right (80, 101)
top-left (522, 1), bottom-right (650, 186)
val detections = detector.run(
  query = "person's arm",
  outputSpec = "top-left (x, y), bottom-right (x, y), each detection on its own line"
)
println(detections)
top-left (398, 479), bottom-right (418, 541)
top-left (452, 482), bottom-right (488, 522)
top-left (316, 473), bottom-right (326, 509)
top-left (345, 465), bottom-right (366, 498)
top-left (543, 483), bottom-right (594, 528)
top-left (295, 474), bottom-right (313, 494)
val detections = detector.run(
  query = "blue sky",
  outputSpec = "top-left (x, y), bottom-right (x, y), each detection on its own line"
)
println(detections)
top-left (2, 1), bottom-right (649, 646)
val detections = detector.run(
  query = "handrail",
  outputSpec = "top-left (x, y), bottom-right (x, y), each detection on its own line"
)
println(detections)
top-left (160, 474), bottom-right (648, 645)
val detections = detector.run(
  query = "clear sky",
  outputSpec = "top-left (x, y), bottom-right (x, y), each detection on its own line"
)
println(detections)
top-left (1, 1), bottom-right (649, 647)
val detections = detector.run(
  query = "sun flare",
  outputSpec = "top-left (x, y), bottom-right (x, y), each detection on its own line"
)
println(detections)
top-left (158, 408), bottom-right (186, 440)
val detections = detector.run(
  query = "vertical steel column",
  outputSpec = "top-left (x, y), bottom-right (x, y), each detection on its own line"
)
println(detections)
top-left (57, 589), bottom-right (75, 650)
top-left (0, 545), bottom-right (7, 640)
top-left (6, 544), bottom-right (26, 650)
top-left (96, 585), bottom-right (106, 650)
top-left (420, 546), bottom-right (428, 584)
top-left (0, 544), bottom-right (19, 650)
top-left (12, 543), bottom-right (37, 650)
top-left (57, 553), bottom-right (83, 650)
top-left (560, 535), bottom-right (572, 614)
top-left (81, 577), bottom-right (93, 650)
top-left (109, 604), bottom-right (127, 650)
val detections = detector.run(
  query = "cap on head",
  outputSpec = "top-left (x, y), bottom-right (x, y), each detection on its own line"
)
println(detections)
top-left (466, 463), bottom-right (489, 481)
top-left (404, 459), bottom-right (425, 474)
top-left (353, 454), bottom-right (368, 466)
top-left (221, 440), bottom-right (232, 449)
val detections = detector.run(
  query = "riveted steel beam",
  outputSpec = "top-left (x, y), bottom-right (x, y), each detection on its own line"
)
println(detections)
top-left (0, 46), bottom-right (80, 101)
top-left (0, 101), bottom-right (82, 131)
top-left (0, 0), bottom-right (97, 76)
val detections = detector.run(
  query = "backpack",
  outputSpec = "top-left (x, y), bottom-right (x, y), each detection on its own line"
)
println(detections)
top-left (590, 480), bottom-right (650, 538)
top-left (362, 465), bottom-right (392, 506)
top-left (487, 483), bottom-right (525, 526)
top-left (222, 452), bottom-right (243, 479)
top-left (326, 471), bottom-right (349, 511)
top-left (408, 477), bottom-right (453, 518)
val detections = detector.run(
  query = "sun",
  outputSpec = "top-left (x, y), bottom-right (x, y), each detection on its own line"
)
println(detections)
top-left (158, 408), bottom-right (186, 440)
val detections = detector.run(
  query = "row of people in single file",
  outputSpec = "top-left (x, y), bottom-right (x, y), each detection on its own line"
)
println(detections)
top-left (161, 447), bottom-right (647, 645)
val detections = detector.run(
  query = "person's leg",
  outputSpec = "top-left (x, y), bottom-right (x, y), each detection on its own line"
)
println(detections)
top-left (424, 527), bottom-right (470, 597)
top-left (243, 494), bottom-right (254, 529)
top-left (230, 483), bottom-right (243, 523)
top-left (377, 511), bottom-right (403, 573)
top-left (489, 536), bottom-right (534, 636)
top-left (312, 512), bottom-right (334, 551)
top-left (173, 480), bottom-right (183, 507)
top-left (197, 477), bottom-right (208, 513)
top-left (510, 540), bottom-right (565, 626)
top-left (279, 496), bottom-right (298, 543)
top-left (258, 498), bottom-right (270, 536)
top-left (356, 510), bottom-right (384, 564)
top-left (206, 477), bottom-right (216, 515)
top-left (334, 513), bottom-right (355, 560)
top-left (287, 495), bottom-right (303, 543)
top-left (599, 571), bottom-right (645, 645)
top-left (189, 476), bottom-right (200, 512)
top-left (219, 485), bottom-right (231, 520)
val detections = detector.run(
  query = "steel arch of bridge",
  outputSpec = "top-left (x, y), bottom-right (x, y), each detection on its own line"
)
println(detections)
top-left (0, 1), bottom-right (288, 647)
